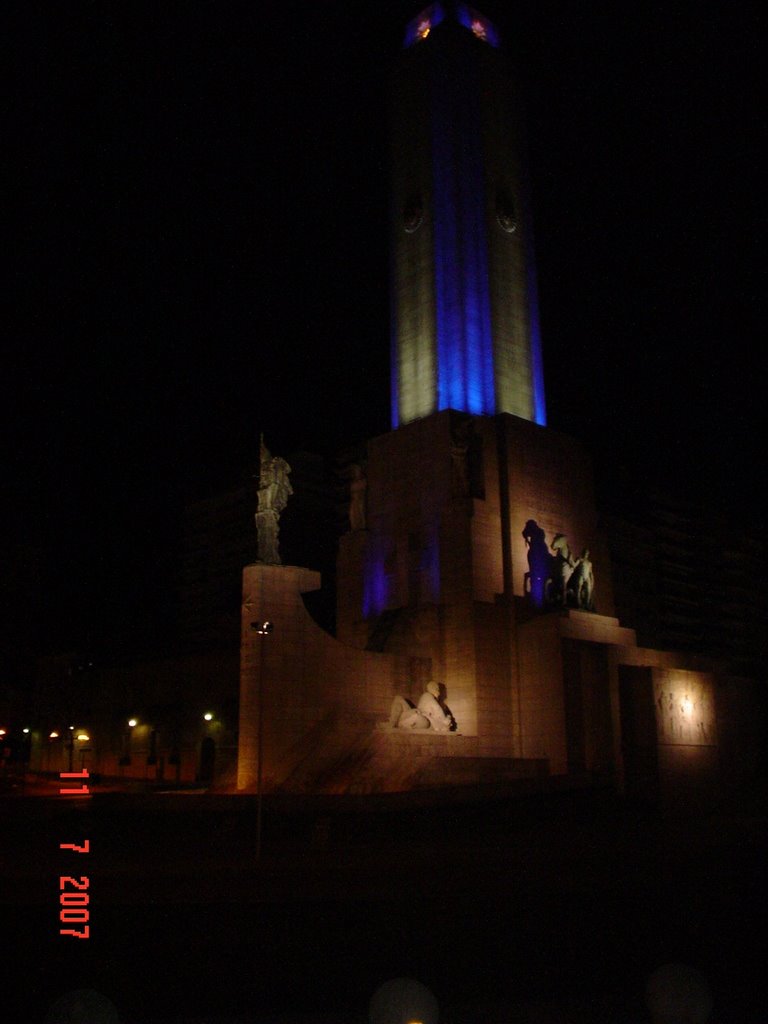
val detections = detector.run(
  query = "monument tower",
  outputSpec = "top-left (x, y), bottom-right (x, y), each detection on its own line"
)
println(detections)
top-left (237, 5), bottom-right (720, 800)
top-left (390, 3), bottom-right (546, 428)
top-left (335, 2), bottom-right (618, 746)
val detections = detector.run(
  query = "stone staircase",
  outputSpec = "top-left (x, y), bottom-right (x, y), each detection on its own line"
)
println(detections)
top-left (277, 712), bottom-right (550, 795)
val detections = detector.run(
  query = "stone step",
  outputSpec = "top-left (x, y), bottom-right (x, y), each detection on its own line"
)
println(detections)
top-left (415, 756), bottom-right (549, 787)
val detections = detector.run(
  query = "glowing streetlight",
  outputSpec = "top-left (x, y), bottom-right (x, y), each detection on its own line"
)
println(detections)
top-left (203, 712), bottom-right (213, 722)
top-left (23, 727), bottom-right (30, 734)
top-left (49, 731), bottom-right (60, 739)
top-left (128, 718), bottom-right (138, 728)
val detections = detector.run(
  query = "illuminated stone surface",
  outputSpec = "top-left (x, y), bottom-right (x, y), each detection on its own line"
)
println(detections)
top-left (235, 7), bottom-right (724, 803)
top-left (390, 7), bottom-right (545, 429)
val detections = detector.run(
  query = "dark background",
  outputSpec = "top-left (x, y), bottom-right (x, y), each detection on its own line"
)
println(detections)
top-left (2, 8), bottom-right (765, 1022)
top-left (5, 1), bottom-right (762, 654)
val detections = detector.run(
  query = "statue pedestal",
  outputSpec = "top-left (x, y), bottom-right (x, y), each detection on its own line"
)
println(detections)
top-left (238, 562), bottom-right (406, 793)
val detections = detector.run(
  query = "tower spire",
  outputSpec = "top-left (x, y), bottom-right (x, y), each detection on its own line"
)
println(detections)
top-left (391, 5), bottom-right (546, 428)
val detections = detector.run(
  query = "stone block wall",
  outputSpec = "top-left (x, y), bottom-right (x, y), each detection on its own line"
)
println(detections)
top-left (239, 563), bottom-right (499, 793)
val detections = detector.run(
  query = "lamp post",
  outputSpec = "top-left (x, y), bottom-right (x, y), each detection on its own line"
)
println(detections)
top-left (250, 619), bottom-right (274, 862)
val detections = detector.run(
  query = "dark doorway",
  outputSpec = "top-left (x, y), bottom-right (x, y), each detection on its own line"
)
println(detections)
top-left (618, 665), bottom-right (659, 804)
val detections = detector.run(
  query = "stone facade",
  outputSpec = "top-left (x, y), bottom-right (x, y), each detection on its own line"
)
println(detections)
top-left (235, 9), bottom-right (729, 803)
top-left (237, 410), bottom-right (722, 801)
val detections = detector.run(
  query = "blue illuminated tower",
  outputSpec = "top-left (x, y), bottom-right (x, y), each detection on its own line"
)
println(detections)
top-left (337, 2), bottom-right (613, 746)
top-left (236, 3), bottom-right (724, 805)
top-left (390, 2), bottom-right (546, 429)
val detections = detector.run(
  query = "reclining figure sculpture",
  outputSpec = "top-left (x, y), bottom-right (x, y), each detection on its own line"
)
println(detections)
top-left (389, 682), bottom-right (457, 733)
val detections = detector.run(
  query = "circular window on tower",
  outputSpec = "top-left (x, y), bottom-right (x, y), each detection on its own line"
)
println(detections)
top-left (403, 195), bottom-right (424, 233)
top-left (496, 187), bottom-right (517, 233)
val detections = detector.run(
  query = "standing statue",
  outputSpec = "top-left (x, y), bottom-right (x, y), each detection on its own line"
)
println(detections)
top-left (255, 435), bottom-right (293, 564)
top-left (257, 436), bottom-right (292, 515)
top-left (522, 520), bottom-right (597, 613)
top-left (568, 548), bottom-right (595, 610)
top-left (348, 463), bottom-right (367, 532)
top-left (450, 418), bottom-right (471, 497)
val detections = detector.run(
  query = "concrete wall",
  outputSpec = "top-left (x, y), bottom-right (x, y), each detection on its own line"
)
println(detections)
top-left (239, 563), bottom-right (492, 793)
top-left (516, 614), bottom-right (568, 772)
top-left (329, 412), bottom-right (725, 800)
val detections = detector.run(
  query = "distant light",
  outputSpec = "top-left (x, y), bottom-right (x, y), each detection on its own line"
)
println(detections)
top-left (456, 3), bottom-right (500, 46)
top-left (128, 718), bottom-right (138, 728)
top-left (369, 978), bottom-right (439, 1024)
top-left (203, 713), bottom-right (213, 722)
top-left (49, 731), bottom-right (60, 739)
top-left (250, 620), bottom-right (274, 635)
top-left (0, 728), bottom-right (6, 736)
top-left (23, 728), bottom-right (30, 734)
top-left (403, 4), bottom-right (444, 48)
top-left (76, 733), bottom-right (90, 742)
top-left (69, 725), bottom-right (75, 731)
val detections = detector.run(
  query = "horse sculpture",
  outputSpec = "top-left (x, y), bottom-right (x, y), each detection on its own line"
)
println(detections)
top-left (522, 521), bottom-right (595, 612)
top-left (547, 533), bottom-right (575, 607)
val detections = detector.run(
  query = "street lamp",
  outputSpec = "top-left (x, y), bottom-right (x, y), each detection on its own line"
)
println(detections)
top-left (75, 732), bottom-right (91, 771)
top-left (250, 620), bottom-right (274, 862)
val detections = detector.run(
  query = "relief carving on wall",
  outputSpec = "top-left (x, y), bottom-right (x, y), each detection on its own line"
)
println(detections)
top-left (654, 673), bottom-right (716, 746)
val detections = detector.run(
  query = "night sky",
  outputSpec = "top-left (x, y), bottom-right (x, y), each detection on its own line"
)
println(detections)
top-left (6, 1), bottom-right (761, 657)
